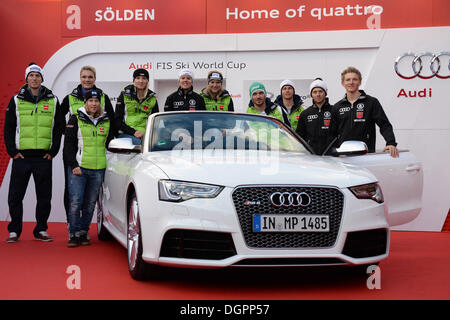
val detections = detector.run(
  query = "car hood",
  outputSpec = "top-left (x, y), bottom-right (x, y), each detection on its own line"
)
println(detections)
top-left (143, 150), bottom-right (376, 188)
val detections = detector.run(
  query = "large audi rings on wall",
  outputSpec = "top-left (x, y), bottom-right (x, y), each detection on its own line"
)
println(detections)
top-left (394, 52), bottom-right (450, 79)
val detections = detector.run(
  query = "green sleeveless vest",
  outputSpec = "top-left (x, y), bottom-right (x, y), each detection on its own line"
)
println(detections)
top-left (246, 105), bottom-right (285, 122)
top-left (16, 95), bottom-right (56, 150)
top-left (286, 106), bottom-right (305, 131)
top-left (123, 93), bottom-right (157, 133)
top-left (246, 105), bottom-right (293, 150)
top-left (76, 115), bottom-right (110, 170)
top-left (202, 91), bottom-right (232, 111)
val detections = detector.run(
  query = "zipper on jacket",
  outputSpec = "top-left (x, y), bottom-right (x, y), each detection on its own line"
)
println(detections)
top-left (34, 103), bottom-right (39, 147)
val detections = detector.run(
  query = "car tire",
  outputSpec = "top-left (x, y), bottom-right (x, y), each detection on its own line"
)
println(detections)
top-left (127, 192), bottom-right (161, 280)
top-left (96, 185), bottom-right (113, 241)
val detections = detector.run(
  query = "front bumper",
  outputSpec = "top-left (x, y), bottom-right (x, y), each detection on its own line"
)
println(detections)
top-left (138, 186), bottom-right (390, 267)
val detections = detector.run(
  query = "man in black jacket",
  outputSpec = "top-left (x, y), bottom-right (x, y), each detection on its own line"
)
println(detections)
top-left (329, 67), bottom-right (398, 157)
top-left (4, 63), bottom-right (65, 243)
top-left (164, 69), bottom-right (206, 111)
top-left (296, 78), bottom-right (333, 155)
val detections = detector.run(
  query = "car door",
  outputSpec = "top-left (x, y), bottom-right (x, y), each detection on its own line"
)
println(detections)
top-left (104, 152), bottom-right (136, 234)
top-left (334, 150), bottom-right (423, 226)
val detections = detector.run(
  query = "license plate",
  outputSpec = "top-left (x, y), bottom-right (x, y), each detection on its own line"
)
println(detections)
top-left (253, 214), bottom-right (329, 232)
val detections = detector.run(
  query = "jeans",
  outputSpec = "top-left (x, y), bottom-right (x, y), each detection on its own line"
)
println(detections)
top-left (119, 134), bottom-right (141, 145)
top-left (67, 167), bottom-right (105, 234)
top-left (8, 157), bottom-right (52, 238)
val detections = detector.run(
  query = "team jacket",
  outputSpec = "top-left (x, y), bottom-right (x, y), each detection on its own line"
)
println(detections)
top-left (246, 98), bottom-right (291, 126)
top-left (274, 94), bottom-right (304, 131)
top-left (329, 90), bottom-right (397, 153)
top-left (63, 107), bottom-right (113, 170)
top-left (60, 84), bottom-right (114, 119)
top-left (200, 88), bottom-right (234, 111)
top-left (296, 98), bottom-right (333, 155)
top-left (115, 84), bottom-right (159, 135)
top-left (164, 87), bottom-right (206, 111)
top-left (4, 84), bottom-right (64, 158)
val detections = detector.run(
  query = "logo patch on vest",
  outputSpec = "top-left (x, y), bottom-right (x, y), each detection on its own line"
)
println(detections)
top-left (143, 106), bottom-right (149, 111)
top-left (99, 127), bottom-right (105, 134)
top-left (219, 105), bottom-right (224, 111)
top-left (43, 105), bottom-right (49, 111)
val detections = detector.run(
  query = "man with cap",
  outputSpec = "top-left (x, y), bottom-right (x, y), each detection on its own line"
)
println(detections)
top-left (246, 82), bottom-right (290, 125)
top-left (164, 69), bottom-right (206, 112)
top-left (60, 65), bottom-right (115, 221)
top-left (329, 67), bottom-right (398, 157)
top-left (4, 62), bottom-right (65, 243)
top-left (296, 78), bottom-right (334, 155)
top-left (115, 68), bottom-right (159, 145)
top-left (274, 79), bottom-right (304, 131)
top-left (201, 70), bottom-right (234, 112)
top-left (63, 89), bottom-right (114, 247)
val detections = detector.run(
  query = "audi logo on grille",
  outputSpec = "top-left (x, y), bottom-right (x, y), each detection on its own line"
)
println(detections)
top-left (394, 52), bottom-right (450, 79)
top-left (270, 192), bottom-right (311, 207)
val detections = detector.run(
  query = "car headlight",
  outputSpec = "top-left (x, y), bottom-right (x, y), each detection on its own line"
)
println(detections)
top-left (158, 180), bottom-right (224, 202)
top-left (349, 183), bottom-right (384, 203)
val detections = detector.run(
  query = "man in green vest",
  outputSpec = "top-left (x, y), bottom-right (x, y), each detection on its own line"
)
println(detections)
top-left (60, 65), bottom-right (115, 222)
top-left (115, 68), bottom-right (158, 145)
top-left (246, 82), bottom-right (292, 150)
top-left (201, 70), bottom-right (234, 111)
top-left (246, 82), bottom-right (290, 125)
top-left (4, 62), bottom-right (65, 243)
top-left (274, 79), bottom-right (304, 131)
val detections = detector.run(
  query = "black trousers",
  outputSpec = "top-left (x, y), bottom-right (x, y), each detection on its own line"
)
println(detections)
top-left (7, 157), bottom-right (53, 238)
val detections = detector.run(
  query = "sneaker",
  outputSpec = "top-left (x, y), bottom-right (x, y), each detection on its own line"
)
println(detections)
top-left (35, 231), bottom-right (53, 242)
top-left (79, 233), bottom-right (90, 246)
top-left (6, 232), bottom-right (19, 243)
top-left (67, 235), bottom-right (80, 248)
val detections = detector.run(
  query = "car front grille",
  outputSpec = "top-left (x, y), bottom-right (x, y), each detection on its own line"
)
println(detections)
top-left (232, 186), bottom-right (344, 249)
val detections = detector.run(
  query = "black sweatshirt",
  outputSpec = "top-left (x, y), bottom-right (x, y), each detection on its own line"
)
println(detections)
top-left (296, 98), bottom-right (333, 155)
top-left (329, 90), bottom-right (397, 153)
top-left (164, 87), bottom-right (206, 111)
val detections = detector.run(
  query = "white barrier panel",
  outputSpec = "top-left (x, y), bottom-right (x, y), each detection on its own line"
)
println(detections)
top-left (1, 27), bottom-right (449, 231)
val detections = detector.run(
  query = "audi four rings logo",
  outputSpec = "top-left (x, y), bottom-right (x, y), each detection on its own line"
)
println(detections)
top-left (394, 52), bottom-right (450, 79)
top-left (270, 192), bottom-right (311, 207)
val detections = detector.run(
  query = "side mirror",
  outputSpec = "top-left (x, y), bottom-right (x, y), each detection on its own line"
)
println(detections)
top-left (332, 140), bottom-right (368, 156)
top-left (108, 138), bottom-right (142, 154)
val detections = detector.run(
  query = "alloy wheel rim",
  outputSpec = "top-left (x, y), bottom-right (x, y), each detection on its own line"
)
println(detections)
top-left (128, 198), bottom-right (140, 271)
top-left (96, 191), bottom-right (103, 234)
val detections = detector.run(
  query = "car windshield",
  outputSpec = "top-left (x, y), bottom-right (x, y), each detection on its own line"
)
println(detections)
top-left (149, 112), bottom-right (310, 153)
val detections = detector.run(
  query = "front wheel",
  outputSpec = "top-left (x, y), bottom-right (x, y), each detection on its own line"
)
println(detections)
top-left (127, 192), bottom-right (161, 280)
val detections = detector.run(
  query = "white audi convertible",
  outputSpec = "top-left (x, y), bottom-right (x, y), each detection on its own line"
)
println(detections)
top-left (96, 111), bottom-right (423, 280)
